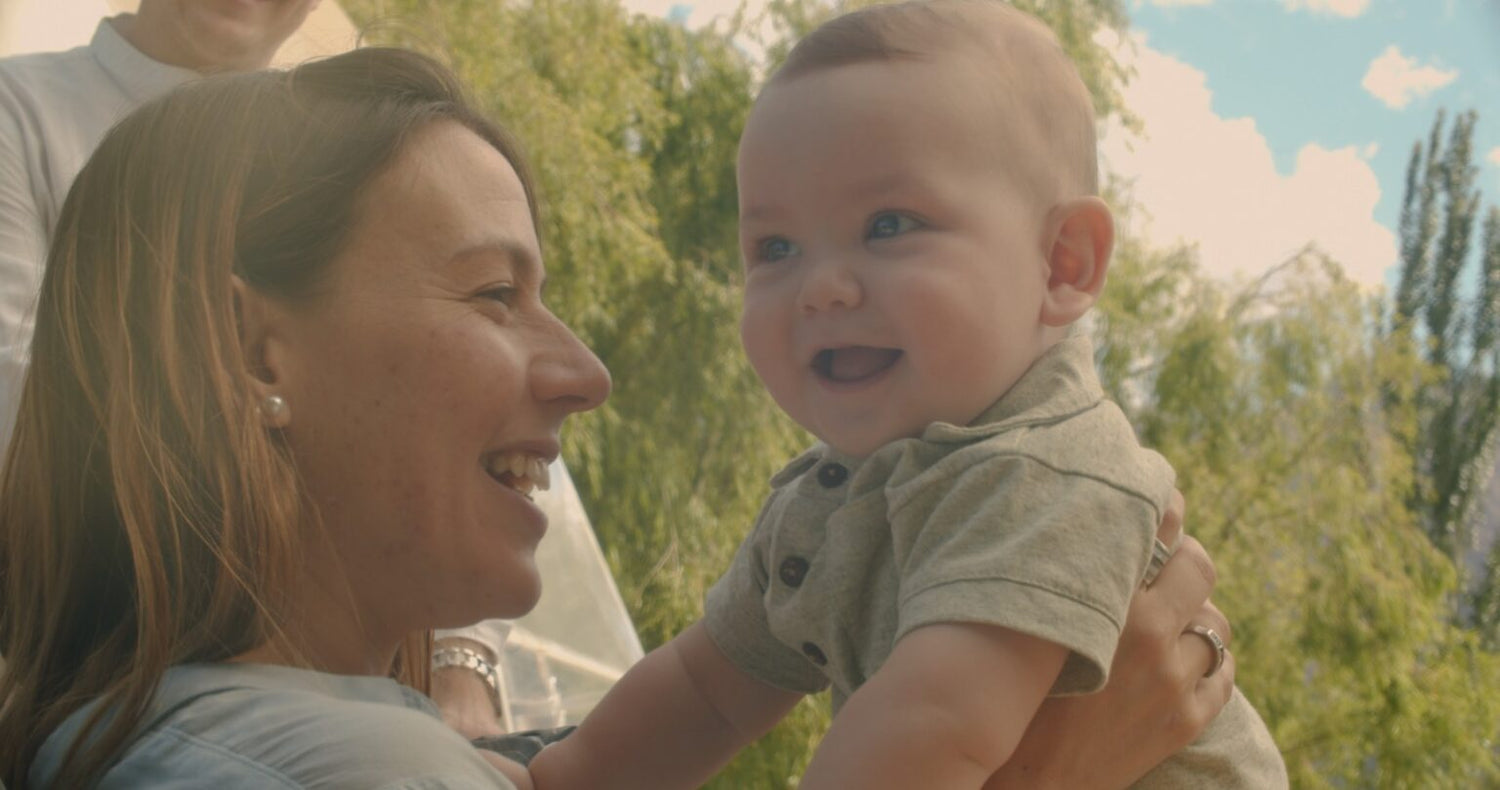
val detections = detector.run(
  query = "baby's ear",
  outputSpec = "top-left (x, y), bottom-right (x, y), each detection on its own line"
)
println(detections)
top-left (1040, 197), bottom-right (1114, 327)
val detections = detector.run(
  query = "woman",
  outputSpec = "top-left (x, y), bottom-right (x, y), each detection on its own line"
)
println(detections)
top-left (0, 48), bottom-right (1232, 788)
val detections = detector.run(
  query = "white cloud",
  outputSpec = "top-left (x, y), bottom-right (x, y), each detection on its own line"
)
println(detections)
top-left (1280, 0), bottom-right (1370, 17)
top-left (1144, 0), bottom-right (1214, 7)
top-left (1361, 45), bottom-right (1459, 109)
top-left (1098, 32), bottom-right (1396, 287)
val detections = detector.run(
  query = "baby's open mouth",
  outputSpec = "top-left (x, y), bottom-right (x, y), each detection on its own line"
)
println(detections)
top-left (485, 452), bottom-right (552, 500)
top-left (813, 346), bottom-right (903, 383)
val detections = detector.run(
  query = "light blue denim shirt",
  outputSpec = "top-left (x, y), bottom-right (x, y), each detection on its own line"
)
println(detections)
top-left (31, 662), bottom-right (514, 789)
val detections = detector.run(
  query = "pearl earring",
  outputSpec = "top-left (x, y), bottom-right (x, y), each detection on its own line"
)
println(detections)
top-left (259, 394), bottom-right (289, 427)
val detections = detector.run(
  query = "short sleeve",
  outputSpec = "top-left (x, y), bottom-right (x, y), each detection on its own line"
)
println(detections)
top-left (703, 491), bottom-right (831, 695)
top-left (888, 449), bottom-right (1163, 695)
top-left (1134, 688), bottom-right (1289, 788)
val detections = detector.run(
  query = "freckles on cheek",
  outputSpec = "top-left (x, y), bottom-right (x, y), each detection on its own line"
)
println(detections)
top-left (420, 326), bottom-right (493, 403)
top-left (375, 338), bottom-right (468, 418)
top-left (375, 477), bottom-right (448, 557)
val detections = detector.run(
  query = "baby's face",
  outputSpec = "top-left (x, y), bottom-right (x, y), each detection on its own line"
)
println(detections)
top-left (738, 57), bottom-right (1054, 458)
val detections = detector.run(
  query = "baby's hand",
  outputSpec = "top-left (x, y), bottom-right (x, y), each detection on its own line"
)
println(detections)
top-left (478, 749), bottom-right (534, 790)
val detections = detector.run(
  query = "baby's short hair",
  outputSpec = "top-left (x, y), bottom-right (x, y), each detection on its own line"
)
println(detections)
top-left (770, 0), bottom-right (1099, 200)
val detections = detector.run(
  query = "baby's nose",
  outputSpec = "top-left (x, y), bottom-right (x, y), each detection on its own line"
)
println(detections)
top-left (797, 256), bottom-right (863, 313)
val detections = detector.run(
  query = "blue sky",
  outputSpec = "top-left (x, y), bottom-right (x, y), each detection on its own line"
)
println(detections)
top-left (1120, 0), bottom-right (1500, 286)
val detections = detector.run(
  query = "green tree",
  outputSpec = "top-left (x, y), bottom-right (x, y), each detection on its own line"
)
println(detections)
top-left (1098, 224), bottom-right (1500, 786)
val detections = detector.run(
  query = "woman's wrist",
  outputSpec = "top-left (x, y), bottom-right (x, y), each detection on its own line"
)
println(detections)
top-left (431, 637), bottom-right (510, 737)
top-left (433, 639), bottom-right (503, 700)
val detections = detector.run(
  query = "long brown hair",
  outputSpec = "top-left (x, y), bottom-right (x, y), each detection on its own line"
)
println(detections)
top-left (0, 48), bottom-right (537, 787)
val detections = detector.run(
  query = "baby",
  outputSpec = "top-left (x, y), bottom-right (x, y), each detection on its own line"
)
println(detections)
top-left (521, 2), bottom-right (1286, 787)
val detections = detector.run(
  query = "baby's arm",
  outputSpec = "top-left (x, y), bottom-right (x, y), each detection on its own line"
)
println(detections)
top-left (799, 623), bottom-right (1066, 789)
top-left (527, 620), bottom-right (802, 789)
top-left (479, 749), bottom-right (535, 790)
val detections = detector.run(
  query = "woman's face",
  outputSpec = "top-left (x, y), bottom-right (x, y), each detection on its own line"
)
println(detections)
top-left (270, 121), bottom-right (610, 639)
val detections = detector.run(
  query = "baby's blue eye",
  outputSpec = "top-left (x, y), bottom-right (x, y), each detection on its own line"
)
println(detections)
top-left (868, 212), bottom-right (920, 240)
top-left (758, 237), bottom-right (799, 263)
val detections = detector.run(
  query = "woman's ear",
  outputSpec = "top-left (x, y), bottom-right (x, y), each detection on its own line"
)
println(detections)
top-left (1040, 196), bottom-right (1114, 328)
top-left (233, 275), bottom-right (292, 428)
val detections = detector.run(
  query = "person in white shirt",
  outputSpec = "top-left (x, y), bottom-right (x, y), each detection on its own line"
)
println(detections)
top-left (0, 0), bottom-right (321, 453)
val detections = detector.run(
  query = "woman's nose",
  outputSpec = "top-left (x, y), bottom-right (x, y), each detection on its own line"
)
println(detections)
top-left (531, 315), bottom-right (611, 415)
top-left (797, 256), bottom-right (862, 314)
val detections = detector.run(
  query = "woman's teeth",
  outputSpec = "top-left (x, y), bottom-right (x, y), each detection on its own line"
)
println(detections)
top-left (486, 452), bottom-right (552, 499)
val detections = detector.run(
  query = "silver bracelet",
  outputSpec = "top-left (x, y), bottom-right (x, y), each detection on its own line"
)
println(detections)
top-left (432, 645), bottom-right (504, 714)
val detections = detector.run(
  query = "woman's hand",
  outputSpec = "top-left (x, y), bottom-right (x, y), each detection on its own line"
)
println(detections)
top-left (985, 491), bottom-right (1235, 790)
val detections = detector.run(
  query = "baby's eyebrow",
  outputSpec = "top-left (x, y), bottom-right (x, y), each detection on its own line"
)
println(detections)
top-left (849, 173), bottom-right (912, 197)
top-left (739, 204), bottom-right (783, 225)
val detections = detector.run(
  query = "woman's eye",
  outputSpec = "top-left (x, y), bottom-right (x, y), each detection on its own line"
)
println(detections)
top-left (868, 212), bottom-right (920, 240)
top-left (478, 284), bottom-right (518, 305)
top-left (757, 237), bottom-right (799, 263)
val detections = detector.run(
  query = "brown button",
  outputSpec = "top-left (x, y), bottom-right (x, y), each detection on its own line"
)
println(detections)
top-left (778, 556), bottom-right (809, 587)
top-left (816, 463), bottom-right (848, 488)
top-left (802, 642), bottom-right (828, 666)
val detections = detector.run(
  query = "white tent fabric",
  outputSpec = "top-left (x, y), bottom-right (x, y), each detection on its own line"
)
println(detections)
top-left (490, 461), bottom-right (644, 730)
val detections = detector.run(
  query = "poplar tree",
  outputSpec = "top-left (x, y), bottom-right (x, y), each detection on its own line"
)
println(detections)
top-left (1387, 110), bottom-right (1500, 640)
top-left (1468, 207), bottom-right (1500, 648)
